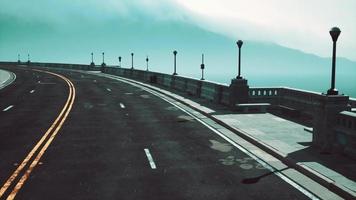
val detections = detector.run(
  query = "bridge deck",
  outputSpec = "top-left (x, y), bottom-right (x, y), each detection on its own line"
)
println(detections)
top-left (0, 64), bottom-right (354, 199)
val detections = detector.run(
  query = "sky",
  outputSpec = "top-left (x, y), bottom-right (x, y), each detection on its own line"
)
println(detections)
top-left (0, 0), bottom-right (355, 96)
top-left (1, 0), bottom-right (354, 60)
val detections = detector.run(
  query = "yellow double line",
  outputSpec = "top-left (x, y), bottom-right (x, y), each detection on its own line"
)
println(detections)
top-left (0, 69), bottom-right (76, 200)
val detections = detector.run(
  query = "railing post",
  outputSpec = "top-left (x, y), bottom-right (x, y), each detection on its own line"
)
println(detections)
top-left (312, 95), bottom-right (350, 153)
top-left (229, 40), bottom-right (249, 106)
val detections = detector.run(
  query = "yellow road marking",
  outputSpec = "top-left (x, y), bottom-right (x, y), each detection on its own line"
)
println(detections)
top-left (0, 69), bottom-right (76, 199)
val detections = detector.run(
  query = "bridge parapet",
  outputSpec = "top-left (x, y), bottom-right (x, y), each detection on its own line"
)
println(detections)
top-left (279, 87), bottom-right (324, 115)
top-left (4, 62), bottom-right (353, 114)
top-left (201, 80), bottom-right (227, 103)
top-left (350, 98), bottom-right (356, 108)
top-left (248, 87), bottom-right (326, 114)
top-left (249, 87), bottom-right (281, 105)
top-left (29, 62), bottom-right (98, 71)
top-left (335, 111), bottom-right (356, 158)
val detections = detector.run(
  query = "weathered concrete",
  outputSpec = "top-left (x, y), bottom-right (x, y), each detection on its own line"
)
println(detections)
top-left (312, 95), bottom-right (350, 152)
top-left (228, 78), bottom-right (249, 106)
top-left (335, 111), bottom-right (356, 159)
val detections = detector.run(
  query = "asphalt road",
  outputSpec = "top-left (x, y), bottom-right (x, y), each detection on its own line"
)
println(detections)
top-left (0, 65), bottom-right (312, 200)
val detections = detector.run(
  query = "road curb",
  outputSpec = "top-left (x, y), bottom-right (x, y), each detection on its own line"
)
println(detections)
top-left (0, 69), bottom-right (16, 90)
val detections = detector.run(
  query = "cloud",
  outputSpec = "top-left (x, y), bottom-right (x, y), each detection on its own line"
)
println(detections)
top-left (0, 0), bottom-right (185, 24)
top-left (1, 0), bottom-right (355, 60)
top-left (174, 0), bottom-right (356, 60)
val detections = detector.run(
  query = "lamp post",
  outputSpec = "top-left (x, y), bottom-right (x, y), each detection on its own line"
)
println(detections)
top-left (90, 52), bottom-right (95, 66)
top-left (327, 27), bottom-right (341, 95)
top-left (118, 56), bottom-right (121, 68)
top-left (236, 40), bottom-right (243, 79)
top-left (101, 52), bottom-right (106, 68)
top-left (131, 53), bottom-right (134, 69)
top-left (173, 50), bottom-right (178, 75)
top-left (18, 54), bottom-right (20, 63)
top-left (146, 56), bottom-right (149, 71)
top-left (27, 54), bottom-right (30, 65)
top-left (200, 54), bottom-right (205, 80)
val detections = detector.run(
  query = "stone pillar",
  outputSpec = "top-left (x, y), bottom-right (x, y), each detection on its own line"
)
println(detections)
top-left (229, 78), bottom-right (249, 106)
top-left (312, 95), bottom-right (350, 152)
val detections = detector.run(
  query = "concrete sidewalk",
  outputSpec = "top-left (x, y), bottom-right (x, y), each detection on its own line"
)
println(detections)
top-left (213, 113), bottom-right (356, 198)
top-left (0, 69), bottom-right (16, 89)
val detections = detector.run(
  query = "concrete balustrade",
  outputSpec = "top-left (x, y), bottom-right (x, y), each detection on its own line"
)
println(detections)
top-left (249, 87), bottom-right (281, 105)
top-left (154, 73), bottom-right (165, 85)
top-left (350, 98), bottom-right (356, 109)
top-left (162, 74), bottom-right (172, 87)
top-left (279, 87), bottom-right (323, 115)
top-left (335, 111), bottom-right (356, 158)
top-left (337, 111), bottom-right (356, 132)
top-left (201, 81), bottom-right (226, 103)
top-left (4, 61), bottom-right (353, 114)
top-left (221, 86), bottom-right (230, 105)
top-left (172, 76), bottom-right (187, 92)
top-left (185, 78), bottom-right (201, 97)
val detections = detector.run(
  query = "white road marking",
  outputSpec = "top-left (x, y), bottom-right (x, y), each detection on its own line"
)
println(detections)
top-left (144, 149), bottom-right (157, 169)
top-left (93, 80), bottom-right (97, 83)
top-left (106, 88), bottom-right (111, 92)
top-left (30, 90), bottom-right (35, 94)
top-left (119, 103), bottom-right (125, 109)
top-left (3, 105), bottom-right (14, 112)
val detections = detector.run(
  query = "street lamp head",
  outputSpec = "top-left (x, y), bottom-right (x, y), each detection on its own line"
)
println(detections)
top-left (118, 56), bottom-right (121, 61)
top-left (329, 27), bottom-right (341, 42)
top-left (236, 40), bottom-right (243, 48)
top-left (146, 57), bottom-right (149, 62)
top-left (131, 53), bottom-right (134, 56)
top-left (173, 50), bottom-right (177, 55)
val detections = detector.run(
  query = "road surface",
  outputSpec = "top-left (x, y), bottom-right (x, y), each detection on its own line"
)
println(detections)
top-left (0, 66), bottom-right (314, 200)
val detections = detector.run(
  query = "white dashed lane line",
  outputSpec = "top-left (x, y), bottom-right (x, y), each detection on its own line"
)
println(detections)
top-left (106, 88), bottom-right (111, 92)
top-left (119, 103), bottom-right (125, 109)
top-left (3, 105), bottom-right (14, 112)
top-left (144, 148), bottom-right (157, 169)
top-left (30, 90), bottom-right (35, 94)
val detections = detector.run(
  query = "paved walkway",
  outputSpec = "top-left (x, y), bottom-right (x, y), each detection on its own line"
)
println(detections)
top-left (213, 113), bottom-right (356, 197)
